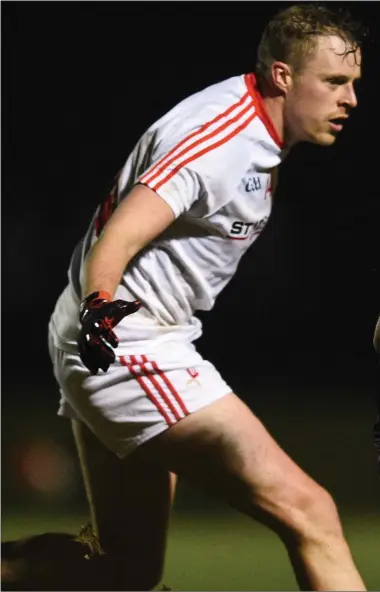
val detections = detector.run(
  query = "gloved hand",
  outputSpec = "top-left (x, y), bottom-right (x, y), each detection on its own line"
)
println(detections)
top-left (78, 290), bottom-right (141, 374)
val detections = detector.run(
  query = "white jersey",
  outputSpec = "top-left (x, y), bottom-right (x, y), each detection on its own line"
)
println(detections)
top-left (52, 73), bottom-right (285, 354)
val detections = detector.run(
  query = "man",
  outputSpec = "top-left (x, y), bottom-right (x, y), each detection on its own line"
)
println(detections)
top-left (2, 4), bottom-right (367, 591)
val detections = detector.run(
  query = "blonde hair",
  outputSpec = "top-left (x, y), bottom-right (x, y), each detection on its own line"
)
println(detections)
top-left (256, 3), bottom-right (365, 78)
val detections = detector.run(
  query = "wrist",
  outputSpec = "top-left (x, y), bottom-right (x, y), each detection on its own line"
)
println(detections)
top-left (93, 290), bottom-right (112, 302)
top-left (83, 290), bottom-right (112, 304)
top-left (80, 291), bottom-right (113, 323)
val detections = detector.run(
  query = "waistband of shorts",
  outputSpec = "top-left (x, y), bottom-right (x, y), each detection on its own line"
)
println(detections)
top-left (49, 317), bottom-right (203, 357)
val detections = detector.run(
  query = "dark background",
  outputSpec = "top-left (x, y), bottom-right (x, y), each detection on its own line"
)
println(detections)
top-left (2, 2), bottom-right (380, 515)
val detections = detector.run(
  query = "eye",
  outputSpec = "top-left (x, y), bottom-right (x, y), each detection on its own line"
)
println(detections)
top-left (326, 77), bottom-right (346, 86)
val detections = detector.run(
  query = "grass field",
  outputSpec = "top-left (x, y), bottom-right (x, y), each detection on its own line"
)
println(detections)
top-left (2, 508), bottom-right (379, 590)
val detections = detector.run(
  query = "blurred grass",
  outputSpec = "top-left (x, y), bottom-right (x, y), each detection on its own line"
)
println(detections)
top-left (2, 509), bottom-right (379, 590)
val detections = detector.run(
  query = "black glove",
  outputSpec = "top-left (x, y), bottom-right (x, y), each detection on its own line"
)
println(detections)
top-left (78, 290), bottom-right (141, 375)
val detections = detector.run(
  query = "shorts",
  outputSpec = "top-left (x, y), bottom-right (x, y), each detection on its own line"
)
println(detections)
top-left (48, 329), bottom-right (232, 459)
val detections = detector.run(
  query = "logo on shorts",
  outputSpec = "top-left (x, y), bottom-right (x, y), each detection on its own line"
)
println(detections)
top-left (186, 368), bottom-right (200, 386)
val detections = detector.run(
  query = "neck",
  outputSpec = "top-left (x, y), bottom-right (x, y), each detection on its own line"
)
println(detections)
top-left (257, 76), bottom-right (289, 148)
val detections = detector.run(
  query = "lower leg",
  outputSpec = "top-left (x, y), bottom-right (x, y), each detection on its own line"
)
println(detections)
top-left (280, 522), bottom-right (365, 591)
top-left (234, 488), bottom-right (365, 591)
top-left (70, 420), bottom-right (175, 591)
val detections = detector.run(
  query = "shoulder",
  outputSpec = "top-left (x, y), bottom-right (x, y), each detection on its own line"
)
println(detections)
top-left (148, 75), bottom-right (250, 144)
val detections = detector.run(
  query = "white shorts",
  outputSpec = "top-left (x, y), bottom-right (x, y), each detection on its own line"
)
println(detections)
top-left (49, 330), bottom-right (232, 459)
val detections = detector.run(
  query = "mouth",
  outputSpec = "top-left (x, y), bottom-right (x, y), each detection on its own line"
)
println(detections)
top-left (328, 117), bottom-right (348, 133)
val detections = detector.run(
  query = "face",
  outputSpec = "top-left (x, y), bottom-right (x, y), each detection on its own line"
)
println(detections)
top-left (282, 35), bottom-right (361, 146)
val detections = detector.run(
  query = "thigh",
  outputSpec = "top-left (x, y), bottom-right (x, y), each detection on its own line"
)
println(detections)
top-left (139, 393), bottom-right (324, 530)
top-left (72, 419), bottom-right (176, 583)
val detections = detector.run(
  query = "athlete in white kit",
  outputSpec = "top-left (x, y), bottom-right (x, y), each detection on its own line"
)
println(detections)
top-left (50, 71), bottom-right (281, 457)
top-left (1, 4), bottom-right (369, 592)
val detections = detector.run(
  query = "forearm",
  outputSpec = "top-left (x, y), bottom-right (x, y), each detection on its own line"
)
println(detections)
top-left (83, 236), bottom-right (137, 299)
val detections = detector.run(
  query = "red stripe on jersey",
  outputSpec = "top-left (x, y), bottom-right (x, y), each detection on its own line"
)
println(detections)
top-left (120, 355), bottom-right (173, 426)
top-left (140, 91), bottom-right (252, 187)
top-left (153, 111), bottom-right (257, 191)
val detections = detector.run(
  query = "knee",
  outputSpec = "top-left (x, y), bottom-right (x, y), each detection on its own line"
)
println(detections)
top-left (269, 482), bottom-right (344, 545)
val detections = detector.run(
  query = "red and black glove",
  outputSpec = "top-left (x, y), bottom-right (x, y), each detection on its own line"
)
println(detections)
top-left (78, 291), bottom-right (141, 375)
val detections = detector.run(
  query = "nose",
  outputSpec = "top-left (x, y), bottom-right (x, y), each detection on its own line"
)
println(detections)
top-left (339, 83), bottom-right (358, 109)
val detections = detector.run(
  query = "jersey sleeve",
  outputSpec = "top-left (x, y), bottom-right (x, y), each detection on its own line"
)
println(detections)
top-left (134, 84), bottom-right (258, 218)
top-left (136, 124), bottom-right (250, 219)
top-left (138, 162), bottom-right (205, 218)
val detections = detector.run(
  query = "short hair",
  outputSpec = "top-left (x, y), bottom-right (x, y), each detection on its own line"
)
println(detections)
top-left (256, 3), bottom-right (366, 78)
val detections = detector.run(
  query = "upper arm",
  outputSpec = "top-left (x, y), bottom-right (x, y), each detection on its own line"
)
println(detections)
top-left (103, 110), bottom-right (244, 255)
top-left (99, 183), bottom-right (176, 259)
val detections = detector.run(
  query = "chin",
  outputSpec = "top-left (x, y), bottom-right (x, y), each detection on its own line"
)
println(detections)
top-left (310, 132), bottom-right (338, 146)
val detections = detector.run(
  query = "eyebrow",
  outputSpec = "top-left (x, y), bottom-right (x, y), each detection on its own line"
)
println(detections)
top-left (324, 74), bottom-right (361, 83)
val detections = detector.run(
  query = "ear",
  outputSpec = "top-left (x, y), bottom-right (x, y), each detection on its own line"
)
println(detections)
top-left (270, 61), bottom-right (293, 94)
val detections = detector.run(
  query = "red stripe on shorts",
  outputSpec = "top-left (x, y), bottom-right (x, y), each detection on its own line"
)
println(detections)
top-left (120, 355), bottom-right (173, 426)
top-left (142, 355), bottom-right (190, 416)
top-left (131, 355), bottom-right (183, 422)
